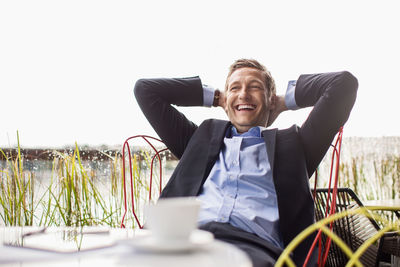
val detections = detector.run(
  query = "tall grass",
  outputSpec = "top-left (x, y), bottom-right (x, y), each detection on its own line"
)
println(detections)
top-left (46, 144), bottom-right (111, 226)
top-left (315, 137), bottom-right (400, 202)
top-left (1, 135), bottom-right (398, 227)
top-left (313, 137), bottom-right (400, 224)
top-left (0, 138), bottom-right (167, 228)
top-left (0, 132), bottom-right (35, 226)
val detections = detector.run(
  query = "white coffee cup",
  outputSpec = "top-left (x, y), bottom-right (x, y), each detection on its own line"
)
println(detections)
top-left (145, 197), bottom-right (201, 243)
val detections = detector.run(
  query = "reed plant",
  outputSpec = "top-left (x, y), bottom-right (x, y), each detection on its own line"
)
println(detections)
top-left (314, 144), bottom-right (400, 225)
top-left (1, 134), bottom-right (398, 227)
top-left (0, 132), bottom-right (36, 226)
top-left (317, 155), bottom-right (400, 201)
top-left (47, 143), bottom-right (108, 226)
top-left (0, 136), bottom-right (166, 228)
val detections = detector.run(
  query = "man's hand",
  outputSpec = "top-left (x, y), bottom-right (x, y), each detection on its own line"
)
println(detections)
top-left (267, 95), bottom-right (287, 127)
top-left (218, 90), bottom-right (226, 110)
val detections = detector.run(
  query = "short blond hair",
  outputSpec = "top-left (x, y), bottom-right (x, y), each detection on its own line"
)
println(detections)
top-left (225, 58), bottom-right (276, 96)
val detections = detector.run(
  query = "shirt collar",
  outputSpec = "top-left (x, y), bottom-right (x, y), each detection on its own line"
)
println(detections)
top-left (227, 126), bottom-right (262, 138)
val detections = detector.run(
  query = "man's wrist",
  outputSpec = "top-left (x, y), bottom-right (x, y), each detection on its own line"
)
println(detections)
top-left (202, 84), bottom-right (215, 107)
top-left (285, 80), bottom-right (299, 110)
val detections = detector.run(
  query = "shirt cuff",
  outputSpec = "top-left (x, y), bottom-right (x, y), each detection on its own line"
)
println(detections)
top-left (202, 84), bottom-right (215, 107)
top-left (284, 80), bottom-right (300, 110)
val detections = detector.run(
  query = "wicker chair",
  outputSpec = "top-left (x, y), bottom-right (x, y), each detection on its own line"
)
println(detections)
top-left (314, 188), bottom-right (400, 267)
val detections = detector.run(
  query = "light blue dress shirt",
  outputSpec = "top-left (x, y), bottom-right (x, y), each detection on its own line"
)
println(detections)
top-left (198, 80), bottom-right (298, 248)
top-left (197, 126), bottom-right (284, 248)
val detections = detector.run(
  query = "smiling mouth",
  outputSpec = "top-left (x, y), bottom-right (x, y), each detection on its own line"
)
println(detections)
top-left (236, 104), bottom-right (256, 111)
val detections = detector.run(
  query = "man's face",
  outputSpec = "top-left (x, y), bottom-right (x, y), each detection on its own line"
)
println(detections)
top-left (225, 67), bottom-right (274, 133)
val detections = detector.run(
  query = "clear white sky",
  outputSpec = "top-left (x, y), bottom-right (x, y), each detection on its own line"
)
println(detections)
top-left (1, 0), bottom-right (399, 148)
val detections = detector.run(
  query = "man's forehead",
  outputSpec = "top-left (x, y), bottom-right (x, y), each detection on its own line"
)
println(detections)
top-left (228, 68), bottom-right (264, 84)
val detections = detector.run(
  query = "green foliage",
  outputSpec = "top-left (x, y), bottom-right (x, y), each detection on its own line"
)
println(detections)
top-left (314, 143), bottom-right (400, 224)
top-left (0, 138), bottom-right (165, 228)
top-left (1, 134), bottom-right (399, 227)
top-left (0, 132), bottom-right (35, 226)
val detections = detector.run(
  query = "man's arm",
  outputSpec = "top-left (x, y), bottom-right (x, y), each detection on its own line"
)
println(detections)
top-left (295, 71), bottom-right (358, 175)
top-left (134, 77), bottom-right (204, 159)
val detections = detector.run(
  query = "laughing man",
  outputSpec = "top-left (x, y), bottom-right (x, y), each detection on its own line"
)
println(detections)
top-left (134, 59), bottom-right (358, 266)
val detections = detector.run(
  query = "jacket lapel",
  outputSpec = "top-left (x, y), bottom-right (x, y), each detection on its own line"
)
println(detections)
top-left (199, 120), bottom-right (230, 193)
top-left (160, 119), bottom-right (230, 197)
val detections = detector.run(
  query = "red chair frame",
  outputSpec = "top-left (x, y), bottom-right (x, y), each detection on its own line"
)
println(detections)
top-left (120, 135), bottom-right (167, 229)
top-left (304, 127), bottom-right (344, 267)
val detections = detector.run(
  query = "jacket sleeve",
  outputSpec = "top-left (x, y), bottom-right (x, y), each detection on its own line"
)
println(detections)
top-left (134, 76), bottom-right (204, 159)
top-left (295, 71), bottom-right (358, 176)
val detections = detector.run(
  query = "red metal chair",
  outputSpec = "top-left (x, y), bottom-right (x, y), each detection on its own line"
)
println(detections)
top-left (304, 127), bottom-right (344, 266)
top-left (120, 135), bottom-right (168, 229)
top-left (305, 128), bottom-right (399, 267)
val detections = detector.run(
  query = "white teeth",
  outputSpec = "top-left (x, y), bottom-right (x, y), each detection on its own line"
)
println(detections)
top-left (237, 104), bottom-right (255, 111)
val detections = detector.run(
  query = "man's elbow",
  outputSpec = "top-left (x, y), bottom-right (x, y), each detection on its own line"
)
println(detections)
top-left (339, 71), bottom-right (359, 94)
top-left (333, 71), bottom-right (358, 108)
top-left (334, 71), bottom-right (359, 121)
top-left (133, 78), bottom-right (149, 99)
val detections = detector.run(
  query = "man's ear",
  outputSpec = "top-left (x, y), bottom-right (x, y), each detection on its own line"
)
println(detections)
top-left (223, 92), bottom-right (228, 113)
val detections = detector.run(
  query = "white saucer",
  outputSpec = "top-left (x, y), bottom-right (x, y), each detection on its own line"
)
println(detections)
top-left (125, 230), bottom-right (214, 253)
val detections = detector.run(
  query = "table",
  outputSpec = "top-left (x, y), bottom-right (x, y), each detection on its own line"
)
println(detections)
top-left (363, 199), bottom-right (400, 218)
top-left (0, 227), bottom-right (252, 267)
top-left (363, 199), bottom-right (400, 209)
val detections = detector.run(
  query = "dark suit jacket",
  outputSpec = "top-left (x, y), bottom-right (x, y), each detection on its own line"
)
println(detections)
top-left (134, 71), bottom-right (358, 265)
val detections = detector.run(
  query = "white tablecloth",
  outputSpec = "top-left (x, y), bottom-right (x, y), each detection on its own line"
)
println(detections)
top-left (0, 227), bottom-right (252, 267)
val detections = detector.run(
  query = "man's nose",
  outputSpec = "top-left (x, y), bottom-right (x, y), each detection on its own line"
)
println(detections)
top-left (238, 87), bottom-right (250, 100)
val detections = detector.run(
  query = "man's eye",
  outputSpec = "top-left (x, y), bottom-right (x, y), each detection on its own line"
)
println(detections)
top-left (230, 87), bottom-right (239, 91)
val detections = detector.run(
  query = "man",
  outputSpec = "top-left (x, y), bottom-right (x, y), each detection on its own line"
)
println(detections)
top-left (134, 59), bottom-right (358, 266)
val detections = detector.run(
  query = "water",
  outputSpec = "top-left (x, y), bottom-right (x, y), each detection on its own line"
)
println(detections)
top-left (1, 136), bottom-right (399, 226)
top-left (0, 152), bottom-right (177, 227)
